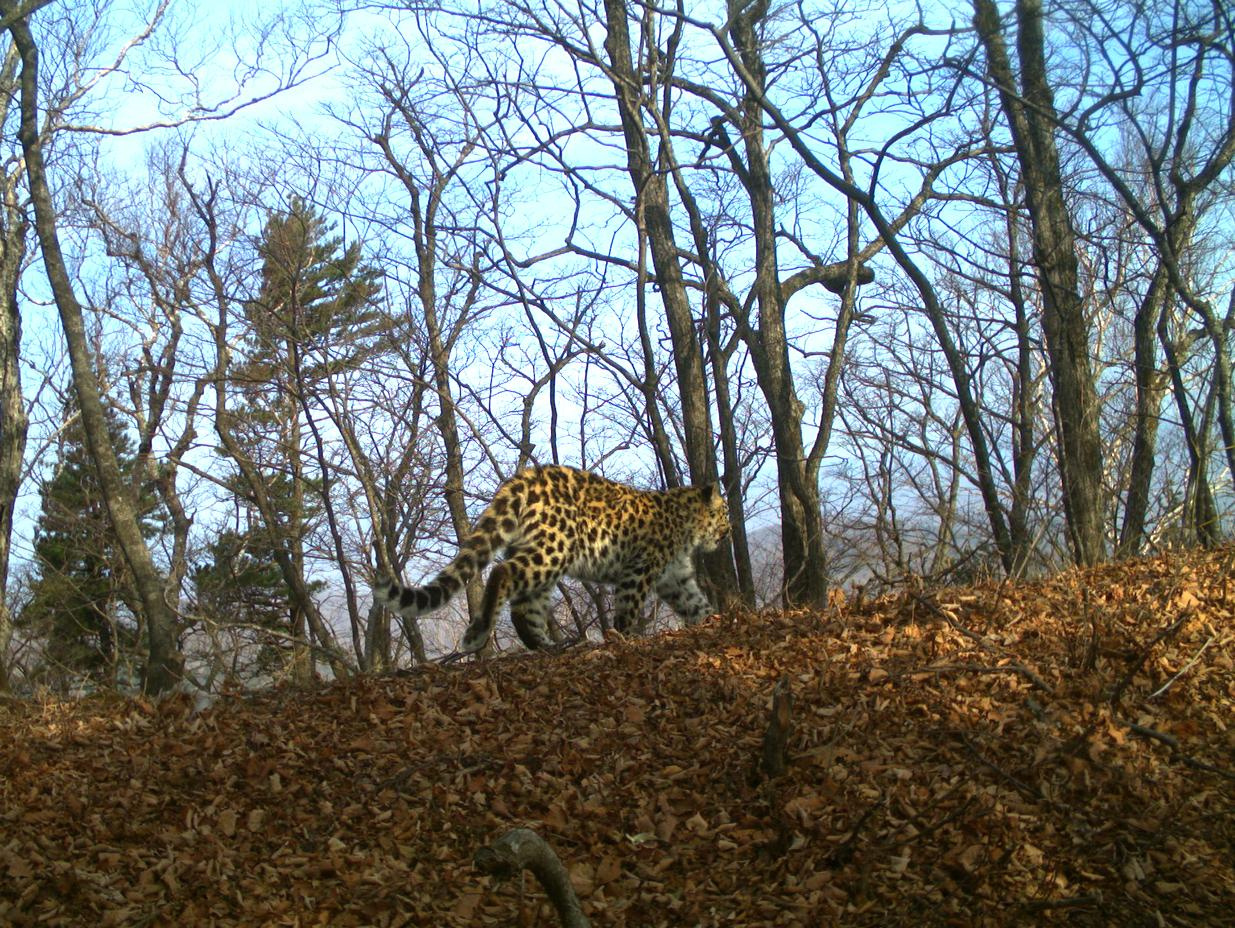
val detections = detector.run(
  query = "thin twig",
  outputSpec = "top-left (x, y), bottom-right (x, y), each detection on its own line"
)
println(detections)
top-left (1123, 720), bottom-right (1235, 782)
top-left (957, 732), bottom-right (1048, 805)
top-left (916, 661), bottom-right (1055, 694)
top-left (1017, 893), bottom-right (1103, 914)
top-left (827, 796), bottom-right (886, 867)
top-left (909, 592), bottom-right (999, 653)
top-left (1108, 615), bottom-right (1188, 708)
top-left (1147, 634), bottom-right (1220, 700)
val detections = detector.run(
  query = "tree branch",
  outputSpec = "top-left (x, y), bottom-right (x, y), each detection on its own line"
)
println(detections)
top-left (473, 828), bottom-right (590, 928)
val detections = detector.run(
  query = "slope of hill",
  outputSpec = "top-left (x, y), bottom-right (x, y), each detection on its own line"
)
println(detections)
top-left (2, 547), bottom-right (1233, 926)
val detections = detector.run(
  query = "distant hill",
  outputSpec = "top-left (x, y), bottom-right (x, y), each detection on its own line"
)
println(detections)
top-left (2, 545), bottom-right (1233, 926)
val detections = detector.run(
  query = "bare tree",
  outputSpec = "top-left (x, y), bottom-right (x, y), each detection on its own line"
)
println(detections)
top-left (688, 1), bottom-right (1022, 579)
top-left (596, 0), bottom-right (741, 602)
top-left (1049, 0), bottom-right (1235, 553)
top-left (5, 5), bottom-right (183, 692)
top-left (0, 36), bottom-right (26, 690)
top-left (76, 142), bottom-right (219, 641)
top-left (0, 0), bottom-right (343, 691)
top-left (362, 93), bottom-right (493, 636)
top-left (972, 0), bottom-right (1107, 565)
top-left (335, 17), bottom-right (673, 648)
top-left (332, 338), bottom-right (439, 669)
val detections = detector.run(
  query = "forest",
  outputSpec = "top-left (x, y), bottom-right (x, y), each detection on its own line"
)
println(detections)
top-left (0, 0), bottom-right (1232, 694)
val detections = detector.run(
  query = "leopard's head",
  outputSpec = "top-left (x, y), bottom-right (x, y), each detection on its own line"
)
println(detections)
top-left (695, 483), bottom-right (731, 552)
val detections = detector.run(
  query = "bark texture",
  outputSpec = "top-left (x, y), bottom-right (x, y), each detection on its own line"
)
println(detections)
top-left (0, 163), bottom-right (23, 692)
top-left (727, 0), bottom-right (829, 607)
top-left (974, 0), bottom-right (1107, 565)
top-left (601, 0), bottom-right (739, 600)
top-left (0, 38), bottom-right (24, 690)
top-left (474, 828), bottom-right (590, 928)
top-left (7, 9), bottom-right (182, 692)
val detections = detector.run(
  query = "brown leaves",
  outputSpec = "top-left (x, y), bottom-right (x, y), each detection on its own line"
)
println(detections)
top-left (2, 546), bottom-right (1234, 925)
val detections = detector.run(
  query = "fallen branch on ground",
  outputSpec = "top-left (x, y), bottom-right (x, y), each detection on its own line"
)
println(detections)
top-left (474, 827), bottom-right (590, 928)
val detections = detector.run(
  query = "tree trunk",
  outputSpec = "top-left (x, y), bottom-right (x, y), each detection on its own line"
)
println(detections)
top-left (1118, 266), bottom-right (1171, 556)
top-left (703, 278), bottom-right (756, 603)
top-left (0, 32), bottom-right (24, 690)
top-left (1197, 289), bottom-right (1235, 500)
top-left (600, 0), bottom-right (739, 601)
top-left (0, 183), bottom-right (23, 694)
top-left (632, 219), bottom-right (686, 488)
top-left (974, 0), bottom-right (1106, 566)
top-left (7, 10), bottom-right (183, 693)
top-left (1158, 307), bottom-right (1220, 546)
top-left (183, 178), bottom-right (351, 681)
top-left (421, 274), bottom-right (485, 626)
top-left (334, 369), bottom-right (432, 669)
top-left (368, 130), bottom-right (486, 629)
top-left (211, 390), bottom-right (351, 679)
top-left (997, 153), bottom-right (1040, 575)
top-left (708, 5), bottom-right (1016, 576)
top-left (0, 38), bottom-right (23, 693)
top-left (286, 368), bottom-right (313, 683)
top-left (1008, 286), bottom-right (1039, 574)
top-left (728, 0), bottom-right (828, 608)
top-left (657, 113), bottom-right (757, 604)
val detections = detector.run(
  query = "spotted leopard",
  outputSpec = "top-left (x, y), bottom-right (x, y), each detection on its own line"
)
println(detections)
top-left (374, 465), bottom-right (730, 652)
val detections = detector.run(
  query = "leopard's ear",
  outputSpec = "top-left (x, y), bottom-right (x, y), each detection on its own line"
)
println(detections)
top-left (699, 482), bottom-right (719, 502)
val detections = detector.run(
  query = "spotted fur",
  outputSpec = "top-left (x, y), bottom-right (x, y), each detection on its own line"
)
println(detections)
top-left (374, 465), bottom-right (730, 652)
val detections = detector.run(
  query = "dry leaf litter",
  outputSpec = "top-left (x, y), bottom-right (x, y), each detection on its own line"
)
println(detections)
top-left (2, 546), bottom-right (1233, 926)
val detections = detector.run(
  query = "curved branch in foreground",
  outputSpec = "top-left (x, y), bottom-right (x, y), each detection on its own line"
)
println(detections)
top-left (474, 828), bottom-right (590, 928)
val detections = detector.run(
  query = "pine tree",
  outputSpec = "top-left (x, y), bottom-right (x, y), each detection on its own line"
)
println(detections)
top-left (22, 397), bottom-right (163, 687)
top-left (246, 196), bottom-right (386, 379)
top-left (205, 197), bottom-right (383, 679)
top-left (234, 196), bottom-right (384, 504)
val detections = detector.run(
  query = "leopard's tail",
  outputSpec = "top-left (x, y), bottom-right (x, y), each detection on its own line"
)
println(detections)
top-left (374, 499), bottom-right (519, 619)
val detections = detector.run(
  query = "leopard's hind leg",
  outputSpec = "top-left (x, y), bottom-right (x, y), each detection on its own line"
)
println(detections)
top-left (460, 546), bottom-right (559, 653)
top-left (510, 591), bottom-right (556, 650)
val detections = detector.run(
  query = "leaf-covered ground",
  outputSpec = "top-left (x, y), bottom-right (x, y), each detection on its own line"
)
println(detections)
top-left (3, 546), bottom-right (1234, 927)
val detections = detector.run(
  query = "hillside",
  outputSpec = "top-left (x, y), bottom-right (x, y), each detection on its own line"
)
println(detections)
top-left (2, 547), bottom-right (1233, 927)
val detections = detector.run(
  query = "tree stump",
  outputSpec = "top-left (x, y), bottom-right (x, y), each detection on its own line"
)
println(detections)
top-left (757, 676), bottom-right (794, 781)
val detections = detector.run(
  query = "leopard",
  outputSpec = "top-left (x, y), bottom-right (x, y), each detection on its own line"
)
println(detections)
top-left (373, 464), bottom-right (731, 653)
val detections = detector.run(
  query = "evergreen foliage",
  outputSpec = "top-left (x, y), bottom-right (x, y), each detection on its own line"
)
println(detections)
top-left (244, 195), bottom-right (386, 385)
top-left (22, 398), bottom-right (163, 687)
top-left (193, 198), bottom-right (384, 666)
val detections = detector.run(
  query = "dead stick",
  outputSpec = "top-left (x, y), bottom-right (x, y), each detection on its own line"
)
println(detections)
top-left (916, 661), bottom-right (1054, 693)
top-left (474, 828), bottom-right (589, 928)
top-left (1123, 721), bottom-right (1235, 782)
top-left (827, 796), bottom-right (886, 866)
top-left (1018, 893), bottom-right (1102, 913)
top-left (757, 676), bottom-right (794, 780)
top-left (1148, 633), bottom-right (1222, 700)
top-left (909, 592), bottom-right (998, 652)
top-left (1108, 614), bottom-right (1187, 707)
